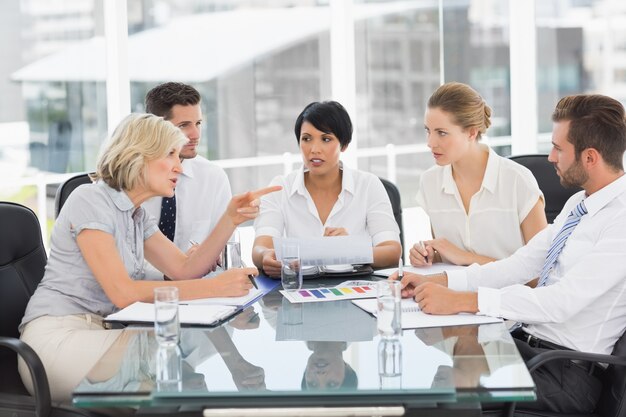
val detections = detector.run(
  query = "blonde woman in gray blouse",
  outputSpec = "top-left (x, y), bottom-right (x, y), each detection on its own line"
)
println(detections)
top-left (19, 113), bottom-right (280, 402)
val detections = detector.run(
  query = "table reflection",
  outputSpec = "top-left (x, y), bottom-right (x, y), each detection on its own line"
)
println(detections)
top-left (415, 324), bottom-right (532, 391)
top-left (76, 309), bottom-right (268, 395)
top-left (302, 341), bottom-right (357, 390)
top-left (73, 290), bottom-right (534, 410)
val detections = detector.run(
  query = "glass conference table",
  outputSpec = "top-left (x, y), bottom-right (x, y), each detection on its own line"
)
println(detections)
top-left (72, 277), bottom-right (535, 416)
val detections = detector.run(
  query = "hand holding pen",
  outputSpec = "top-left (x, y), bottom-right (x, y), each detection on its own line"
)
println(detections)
top-left (240, 259), bottom-right (259, 289)
top-left (409, 240), bottom-right (434, 267)
top-left (234, 243), bottom-right (259, 290)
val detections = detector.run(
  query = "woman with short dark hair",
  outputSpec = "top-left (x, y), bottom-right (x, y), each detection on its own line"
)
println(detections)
top-left (252, 101), bottom-right (402, 276)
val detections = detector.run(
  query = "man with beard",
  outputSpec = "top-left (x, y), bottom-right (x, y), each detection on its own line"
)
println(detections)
top-left (143, 82), bottom-right (232, 276)
top-left (394, 94), bottom-right (626, 414)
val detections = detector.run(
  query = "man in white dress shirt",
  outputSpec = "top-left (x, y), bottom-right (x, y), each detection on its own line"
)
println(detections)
top-left (143, 82), bottom-right (232, 276)
top-left (397, 94), bottom-right (626, 414)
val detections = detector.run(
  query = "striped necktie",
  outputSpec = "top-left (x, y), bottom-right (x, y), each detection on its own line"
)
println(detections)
top-left (537, 200), bottom-right (588, 287)
top-left (159, 194), bottom-right (176, 242)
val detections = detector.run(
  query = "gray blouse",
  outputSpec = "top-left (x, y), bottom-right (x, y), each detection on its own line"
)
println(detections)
top-left (20, 181), bottom-right (159, 330)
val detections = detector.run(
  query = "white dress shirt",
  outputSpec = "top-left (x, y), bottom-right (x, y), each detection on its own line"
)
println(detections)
top-left (143, 155), bottom-right (232, 252)
top-left (417, 145), bottom-right (543, 260)
top-left (447, 174), bottom-right (626, 355)
top-left (254, 165), bottom-right (400, 246)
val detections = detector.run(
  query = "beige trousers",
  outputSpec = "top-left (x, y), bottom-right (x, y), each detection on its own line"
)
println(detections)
top-left (18, 314), bottom-right (124, 404)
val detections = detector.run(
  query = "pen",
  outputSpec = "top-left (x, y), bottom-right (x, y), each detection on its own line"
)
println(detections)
top-left (240, 259), bottom-right (259, 289)
top-left (398, 258), bottom-right (403, 280)
top-left (419, 241), bottom-right (429, 263)
top-left (247, 274), bottom-right (258, 289)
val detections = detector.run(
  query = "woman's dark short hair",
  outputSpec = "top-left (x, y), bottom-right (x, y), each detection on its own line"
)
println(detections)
top-left (301, 362), bottom-right (358, 390)
top-left (294, 101), bottom-right (353, 150)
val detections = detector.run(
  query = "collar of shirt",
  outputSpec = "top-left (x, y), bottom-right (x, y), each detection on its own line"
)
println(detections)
top-left (99, 180), bottom-right (138, 213)
top-left (290, 161), bottom-right (355, 197)
top-left (582, 173), bottom-right (626, 218)
top-left (180, 158), bottom-right (195, 179)
top-left (441, 144), bottom-right (500, 195)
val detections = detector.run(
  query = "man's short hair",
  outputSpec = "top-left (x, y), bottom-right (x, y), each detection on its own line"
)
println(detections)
top-left (552, 94), bottom-right (626, 171)
top-left (145, 82), bottom-right (201, 120)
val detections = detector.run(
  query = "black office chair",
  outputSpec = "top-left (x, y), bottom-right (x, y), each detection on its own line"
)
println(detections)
top-left (508, 154), bottom-right (580, 224)
top-left (0, 202), bottom-right (97, 417)
top-left (54, 173), bottom-right (94, 218)
top-left (483, 330), bottom-right (626, 417)
top-left (379, 177), bottom-right (404, 257)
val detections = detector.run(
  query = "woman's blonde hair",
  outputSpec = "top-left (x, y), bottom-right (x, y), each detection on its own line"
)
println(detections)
top-left (427, 82), bottom-right (492, 139)
top-left (95, 113), bottom-right (187, 191)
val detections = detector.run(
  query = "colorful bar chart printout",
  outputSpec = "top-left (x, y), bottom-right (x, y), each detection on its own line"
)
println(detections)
top-left (281, 285), bottom-right (376, 303)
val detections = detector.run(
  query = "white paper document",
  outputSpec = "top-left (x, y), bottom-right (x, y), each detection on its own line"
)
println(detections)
top-left (105, 302), bottom-right (237, 326)
top-left (273, 236), bottom-right (373, 266)
top-left (352, 298), bottom-right (502, 329)
top-left (372, 263), bottom-right (466, 278)
top-left (183, 288), bottom-right (264, 307)
top-left (183, 275), bottom-right (280, 307)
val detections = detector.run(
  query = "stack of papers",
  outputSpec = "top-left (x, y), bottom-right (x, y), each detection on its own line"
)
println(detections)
top-left (352, 298), bottom-right (502, 329)
top-left (273, 236), bottom-right (373, 266)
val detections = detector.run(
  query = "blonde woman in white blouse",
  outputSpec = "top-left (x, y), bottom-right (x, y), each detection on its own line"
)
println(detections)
top-left (410, 82), bottom-right (548, 268)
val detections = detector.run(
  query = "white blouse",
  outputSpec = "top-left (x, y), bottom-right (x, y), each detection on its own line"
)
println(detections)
top-left (254, 165), bottom-right (400, 246)
top-left (416, 145), bottom-right (543, 260)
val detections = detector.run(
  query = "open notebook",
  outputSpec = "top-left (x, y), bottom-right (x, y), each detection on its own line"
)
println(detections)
top-left (352, 298), bottom-right (502, 329)
top-left (372, 263), bottom-right (466, 278)
top-left (105, 302), bottom-right (237, 327)
top-left (182, 275), bottom-right (281, 307)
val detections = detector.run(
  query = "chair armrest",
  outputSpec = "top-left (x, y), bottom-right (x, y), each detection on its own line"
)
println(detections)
top-left (502, 349), bottom-right (626, 417)
top-left (0, 336), bottom-right (51, 417)
top-left (526, 349), bottom-right (626, 373)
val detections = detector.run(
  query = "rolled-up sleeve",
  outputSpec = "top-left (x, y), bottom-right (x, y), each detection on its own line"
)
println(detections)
top-left (366, 177), bottom-right (400, 246)
top-left (515, 168), bottom-right (544, 223)
top-left (68, 189), bottom-right (115, 236)
top-left (477, 221), bottom-right (626, 322)
top-left (142, 209), bottom-right (159, 240)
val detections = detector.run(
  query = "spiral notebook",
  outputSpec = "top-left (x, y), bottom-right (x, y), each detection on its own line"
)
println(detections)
top-left (352, 298), bottom-right (502, 329)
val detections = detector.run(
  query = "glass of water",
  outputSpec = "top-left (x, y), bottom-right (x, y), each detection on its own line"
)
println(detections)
top-left (221, 240), bottom-right (242, 270)
top-left (281, 242), bottom-right (302, 291)
top-left (156, 344), bottom-right (182, 392)
top-left (378, 338), bottom-right (402, 389)
top-left (154, 286), bottom-right (180, 346)
top-left (376, 280), bottom-right (402, 339)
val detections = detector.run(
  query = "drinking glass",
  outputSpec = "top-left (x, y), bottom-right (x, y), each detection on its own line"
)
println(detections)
top-left (376, 280), bottom-right (402, 339)
top-left (156, 344), bottom-right (182, 392)
top-left (281, 242), bottom-right (302, 291)
top-left (154, 286), bottom-right (180, 346)
top-left (221, 241), bottom-right (242, 270)
top-left (378, 338), bottom-right (402, 389)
